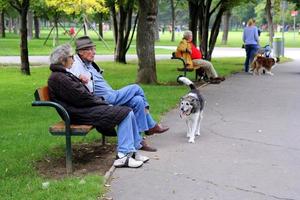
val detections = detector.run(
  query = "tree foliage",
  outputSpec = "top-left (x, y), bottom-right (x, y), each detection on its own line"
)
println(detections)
top-left (45, 0), bottom-right (108, 15)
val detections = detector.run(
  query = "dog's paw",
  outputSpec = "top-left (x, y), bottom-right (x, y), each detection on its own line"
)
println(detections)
top-left (188, 138), bottom-right (195, 143)
top-left (195, 132), bottom-right (201, 136)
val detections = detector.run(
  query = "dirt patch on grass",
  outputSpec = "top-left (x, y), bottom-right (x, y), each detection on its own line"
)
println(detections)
top-left (36, 141), bottom-right (116, 179)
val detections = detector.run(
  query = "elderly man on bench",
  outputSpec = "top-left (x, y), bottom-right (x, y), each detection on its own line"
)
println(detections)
top-left (176, 30), bottom-right (225, 84)
top-left (68, 36), bottom-right (169, 152)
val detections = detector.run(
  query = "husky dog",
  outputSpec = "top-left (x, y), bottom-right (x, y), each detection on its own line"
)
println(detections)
top-left (177, 76), bottom-right (205, 143)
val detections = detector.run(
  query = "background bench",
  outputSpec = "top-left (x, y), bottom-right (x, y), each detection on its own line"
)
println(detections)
top-left (171, 52), bottom-right (207, 81)
top-left (32, 86), bottom-right (114, 174)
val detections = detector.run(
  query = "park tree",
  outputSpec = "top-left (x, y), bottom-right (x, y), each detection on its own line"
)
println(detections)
top-left (221, 9), bottom-right (231, 45)
top-left (221, 0), bottom-right (256, 45)
top-left (188, 0), bottom-right (232, 60)
top-left (30, 0), bottom-right (50, 39)
top-left (136, 0), bottom-right (158, 84)
top-left (106, 0), bottom-right (136, 63)
top-left (9, 0), bottom-right (30, 75)
top-left (265, 0), bottom-right (274, 46)
top-left (0, 0), bottom-right (8, 38)
top-left (255, 0), bottom-right (298, 46)
top-left (158, 0), bottom-right (187, 41)
top-left (169, 0), bottom-right (186, 41)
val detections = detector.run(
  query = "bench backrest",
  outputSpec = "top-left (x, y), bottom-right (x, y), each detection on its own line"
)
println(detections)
top-left (34, 86), bottom-right (50, 101)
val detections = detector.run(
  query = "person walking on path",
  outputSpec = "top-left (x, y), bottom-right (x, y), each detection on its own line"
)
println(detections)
top-left (242, 18), bottom-right (260, 73)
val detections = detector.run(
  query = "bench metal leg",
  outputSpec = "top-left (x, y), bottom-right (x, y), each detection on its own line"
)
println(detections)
top-left (65, 135), bottom-right (72, 174)
top-left (184, 69), bottom-right (187, 77)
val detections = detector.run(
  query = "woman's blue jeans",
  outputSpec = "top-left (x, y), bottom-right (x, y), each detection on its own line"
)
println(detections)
top-left (244, 44), bottom-right (259, 72)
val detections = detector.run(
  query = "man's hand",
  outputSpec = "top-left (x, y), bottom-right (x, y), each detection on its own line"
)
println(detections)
top-left (79, 74), bottom-right (90, 84)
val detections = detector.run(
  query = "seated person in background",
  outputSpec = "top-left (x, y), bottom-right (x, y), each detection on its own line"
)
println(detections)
top-left (48, 44), bottom-right (149, 168)
top-left (176, 30), bottom-right (225, 84)
top-left (68, 36), bottom-right (169, 152)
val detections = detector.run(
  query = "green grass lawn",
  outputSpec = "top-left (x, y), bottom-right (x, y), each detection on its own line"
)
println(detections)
top-left (1, 29), bottom-right (299, 56)
top-left (0, 58), bottom-right (243, 199)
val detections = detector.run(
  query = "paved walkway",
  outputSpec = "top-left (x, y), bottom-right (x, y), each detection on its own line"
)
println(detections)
top-left (0, 47), bottom-right (299, 64)
top-left (106, 59), bottom-right (300, 199)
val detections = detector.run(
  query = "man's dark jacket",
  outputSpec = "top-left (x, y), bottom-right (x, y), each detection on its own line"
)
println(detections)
top-left (48, 64), bottom-right (131, 132)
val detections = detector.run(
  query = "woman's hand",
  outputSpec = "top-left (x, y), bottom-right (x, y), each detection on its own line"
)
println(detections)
top-left (79, 74), bottom-right (90, 84)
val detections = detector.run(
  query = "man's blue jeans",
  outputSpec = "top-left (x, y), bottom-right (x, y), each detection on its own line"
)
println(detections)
top-left (244, 44), bottom-right (259, 72)
top-left (103, 84), bottom-right (156, 132)
top-left (117, 111), bottom-right (142, 154)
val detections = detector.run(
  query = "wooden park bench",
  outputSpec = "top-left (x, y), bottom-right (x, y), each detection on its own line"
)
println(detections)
top-left (171, 52), bottom-right (208, 81)
top-left (32, 86), bottom-right (113, 174)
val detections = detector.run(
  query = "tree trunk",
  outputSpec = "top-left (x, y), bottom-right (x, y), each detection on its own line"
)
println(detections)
top-left (114, 1), bottom-right (134, 63)
top-left (20, 1), bottom-right (30, 75)
top-left (13, 18), bottom-right (19, 34)
top-left (0, 10), bottom-right (5, 38)
top-left (198, 1), bottom-right (210, 59)
top-left (27, 11), bottom-right (33, 39)
top-left (110, 5), bottom-right (118, 45)
top-left (136, 0), bottom-right (158, 84)
top-left (191, 0), bottom-right (226, 60)
top-left (155, 13), bottom-right (160, 41)
top-left (188, 1), bottom-right (200, 45)
top-left (221, 10), bottom-right (231, 45)
top-left (265, 0), bottom-right (274, 47)
top-left (54, 15), bottom-right (59, 46)
top-left (9, 0), bottom-right (30, 74)
top-left (34, 11), bottom-right (40, 39)
top-left (170, 0), bottom-right (175, 41)
top-left (115, 5), bottom-right (127, 63)
top-left (97, 13), bottom-right (103, 38)
top-left (83, 17), bottom-right (88, 35)
top-left (8, 17), bottom-right (13, 33)
top-left (207, 6), bottom-right (225, 60)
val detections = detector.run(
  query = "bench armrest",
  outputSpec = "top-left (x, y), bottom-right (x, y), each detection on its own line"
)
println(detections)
top-left (32, 101), bottom-right (71, 135)
top-left (171, 52), bottom-right (187, 67)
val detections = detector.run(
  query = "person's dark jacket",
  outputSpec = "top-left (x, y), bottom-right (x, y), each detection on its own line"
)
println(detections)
top-left (48, 64), bottom-right (131, 132)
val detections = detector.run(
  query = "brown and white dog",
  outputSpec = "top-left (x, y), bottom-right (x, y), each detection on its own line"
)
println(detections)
top-left (251, 55), bottom-right (279, 76)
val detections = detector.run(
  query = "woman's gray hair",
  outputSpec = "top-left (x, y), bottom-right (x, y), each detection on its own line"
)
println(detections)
top-left (183, 30), bottom-right (193, 39)
top-left (50, 44), bottom-right (72, 64)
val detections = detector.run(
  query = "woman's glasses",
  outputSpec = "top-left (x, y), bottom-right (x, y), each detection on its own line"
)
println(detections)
top-left (68, 55), bottom-right (74, 60)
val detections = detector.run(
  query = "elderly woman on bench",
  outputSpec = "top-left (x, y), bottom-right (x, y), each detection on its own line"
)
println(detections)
top-left (176, 30), bottom-right (225, 84)
top-left (47, 44), bottom-right (149, 168)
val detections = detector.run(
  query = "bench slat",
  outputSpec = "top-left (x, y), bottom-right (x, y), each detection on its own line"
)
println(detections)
top-left (37, 86), bottom-right (50, 101)
top-left (49, 121), bottom-right (93, 136)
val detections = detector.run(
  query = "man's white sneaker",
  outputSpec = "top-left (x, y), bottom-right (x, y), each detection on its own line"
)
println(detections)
top-left (133, 152), bottom-right (149, 163)
top-left (113, 154), bottom-right (143, 168)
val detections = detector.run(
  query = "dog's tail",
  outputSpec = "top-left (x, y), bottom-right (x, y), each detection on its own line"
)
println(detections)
top-left (177, 75), bottom-right (196, 90)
